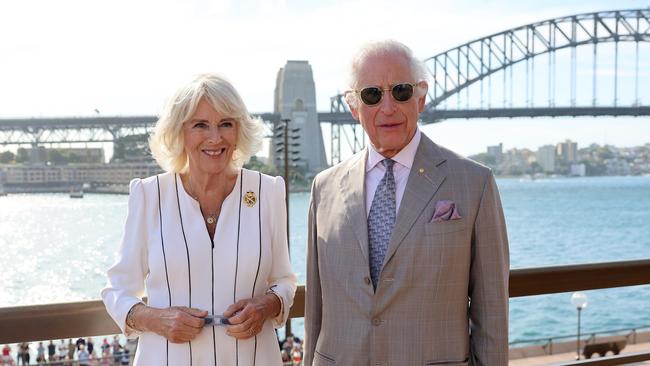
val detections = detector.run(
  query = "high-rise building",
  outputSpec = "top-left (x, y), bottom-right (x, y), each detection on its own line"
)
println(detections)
top-left (536, 145), bottom-right (556, 173)
top-left (556, 139), bottom-right (578, 163)
top-left (487, 143), bottom-right (504, 162)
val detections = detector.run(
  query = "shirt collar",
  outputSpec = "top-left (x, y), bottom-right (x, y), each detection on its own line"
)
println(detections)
top-left (366, 128), bottom-right (421, 172)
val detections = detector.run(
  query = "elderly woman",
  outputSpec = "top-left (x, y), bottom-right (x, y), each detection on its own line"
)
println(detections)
top-left (102, 73), bottom-right (297, 365)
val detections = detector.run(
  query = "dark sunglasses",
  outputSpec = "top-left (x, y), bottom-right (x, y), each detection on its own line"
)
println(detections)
top-left (353, 83), bottom-right (417, 106)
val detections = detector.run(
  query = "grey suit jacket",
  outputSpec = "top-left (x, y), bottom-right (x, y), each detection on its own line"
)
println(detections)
top-left (304, 134), bottom-right (509, 366)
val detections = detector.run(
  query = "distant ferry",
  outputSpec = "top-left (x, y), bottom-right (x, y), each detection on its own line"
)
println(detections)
top-left (69, 188), bottom-right (84, 198)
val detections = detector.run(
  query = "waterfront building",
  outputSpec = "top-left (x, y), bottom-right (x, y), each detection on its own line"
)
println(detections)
top-left (570, 163), bottom-right (587, 176)
top-left (487, 143), bottom-right (504, 162)
top-left (499, 148), bottom-right (532, 175)
top-left (536, 145), bottom-right (556, 173)
top-left (604, 158), bottom-right (632, 176)
top-left (0, 162), bottom-right (162, 191)
top-left (556, 139), bottom-right (578, 163)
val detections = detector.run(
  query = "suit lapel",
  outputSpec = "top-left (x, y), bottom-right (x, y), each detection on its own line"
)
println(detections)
top-left (339, 149), bottom-right (370, 263)
top-left (384, 136), bottom-right (448, 265)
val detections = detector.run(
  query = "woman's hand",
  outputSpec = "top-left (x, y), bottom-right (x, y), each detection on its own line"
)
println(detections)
top-left (132, 305), bottom-right (208, 343)
top-left (223, 294), bottom-right (280, 340)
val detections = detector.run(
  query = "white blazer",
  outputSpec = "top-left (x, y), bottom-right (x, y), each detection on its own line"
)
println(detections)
top-left (102, 169), bottom-right (297, 366)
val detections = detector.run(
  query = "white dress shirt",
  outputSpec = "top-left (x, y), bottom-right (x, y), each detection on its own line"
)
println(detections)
top-left (365, 128), bottom-right (421, 216)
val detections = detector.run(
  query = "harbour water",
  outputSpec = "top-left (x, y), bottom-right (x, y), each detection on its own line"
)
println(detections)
top-left (0, 176), bottom-right (649, 344)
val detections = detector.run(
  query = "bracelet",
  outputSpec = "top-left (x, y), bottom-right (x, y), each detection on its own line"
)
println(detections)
top-left (125, 303), bottom-right (142, 331)
top-left (265, 287), bottom-right (283, 317)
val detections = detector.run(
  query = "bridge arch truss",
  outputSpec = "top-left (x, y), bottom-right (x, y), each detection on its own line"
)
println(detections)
top-left (425, 9), bottom-right (650, 111)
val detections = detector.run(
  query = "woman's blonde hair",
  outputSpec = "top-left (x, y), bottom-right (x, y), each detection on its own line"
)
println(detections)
top-left (149, 73), bottom-right (264, 173)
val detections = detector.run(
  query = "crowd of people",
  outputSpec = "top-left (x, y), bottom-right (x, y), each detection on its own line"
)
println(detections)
top-left (279, 335), bottom-right (303, 365)
top-left (2, 334), bottom-right (304, 366)
top-left (2, 334), bottom-right (310, 366)
top-left (1, 336), bottom-right (136, 366)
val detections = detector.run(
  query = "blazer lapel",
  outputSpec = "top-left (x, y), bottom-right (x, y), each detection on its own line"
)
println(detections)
top-left (339, 149), bottom-right (370, 263)
top-left (384, 136), bottom-right (448, 265)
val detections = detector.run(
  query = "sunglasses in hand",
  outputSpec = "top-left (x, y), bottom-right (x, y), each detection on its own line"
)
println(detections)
top-left (204, 315), bottom-right (231, 327)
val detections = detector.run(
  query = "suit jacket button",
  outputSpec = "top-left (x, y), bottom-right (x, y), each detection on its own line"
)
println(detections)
top-left (364, 277), bottom-right (371, 285)
top-left (372, 317), bottom-right (381, 326)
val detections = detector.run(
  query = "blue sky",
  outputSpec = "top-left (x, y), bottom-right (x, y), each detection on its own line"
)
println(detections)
top-left (0, 0), bottom-right (647, 156)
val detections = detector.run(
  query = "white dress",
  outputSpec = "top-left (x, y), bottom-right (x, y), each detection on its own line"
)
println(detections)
top-left (102, 169), bottom-right (297, 366)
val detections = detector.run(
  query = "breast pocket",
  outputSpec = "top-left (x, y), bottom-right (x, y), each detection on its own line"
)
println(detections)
top-left (424, 219), bottom-right (467, 236)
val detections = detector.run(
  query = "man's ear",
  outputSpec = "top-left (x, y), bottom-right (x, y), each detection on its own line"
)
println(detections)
top-left (417, 81), bottom-right (428, 113)
top-left (350, 105), bottom-right (360, 121)
top-left (345, 92), bottom-right (360, 121)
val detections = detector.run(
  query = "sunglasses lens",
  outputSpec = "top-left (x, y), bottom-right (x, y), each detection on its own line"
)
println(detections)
top-left (392, 83), bottom-right (414, 102)
top-left (359, 87), bottom-right (382, 105)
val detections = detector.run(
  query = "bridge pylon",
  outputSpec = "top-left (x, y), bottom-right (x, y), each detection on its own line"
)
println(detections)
top-left (272, 61), bottom-right (328, 177)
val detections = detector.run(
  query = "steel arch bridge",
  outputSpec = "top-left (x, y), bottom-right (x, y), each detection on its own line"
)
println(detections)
top-left (425, 8), bottom-right (650, 115)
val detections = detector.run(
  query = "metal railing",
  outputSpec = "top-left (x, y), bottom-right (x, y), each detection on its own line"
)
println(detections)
top-left (5, 354), bottom-right (133, 366)
top-left (1, 259), bottom-right (649, 365)
top-left (510, 325), bottom-right (650, 348)
top-left (551, 351), bottom-right (650, 366)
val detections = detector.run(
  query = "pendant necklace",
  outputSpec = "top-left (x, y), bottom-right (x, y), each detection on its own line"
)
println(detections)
top-left (205, 213), bottom-right (218, 225)
top-left (188, 175), bottom-right (218, 225)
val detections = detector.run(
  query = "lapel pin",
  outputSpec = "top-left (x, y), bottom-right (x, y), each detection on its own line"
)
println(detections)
top-left (418, 167), bottom-right (435, 185)
top-left (243, 191), bottom-right (257, 207)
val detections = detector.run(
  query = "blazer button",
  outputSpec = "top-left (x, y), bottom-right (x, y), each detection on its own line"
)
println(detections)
top-left (364, 277), bottom-right (371, 285)
top-left (372, 317), bottom-right (381, 326)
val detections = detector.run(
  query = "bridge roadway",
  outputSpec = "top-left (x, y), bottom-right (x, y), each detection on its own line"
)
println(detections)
top-left (0, 112), bottom-right (355, 132)
top-left (1, 106), bottom-right (649, 131)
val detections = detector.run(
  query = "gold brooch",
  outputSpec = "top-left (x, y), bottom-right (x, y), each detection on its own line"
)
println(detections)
top-left (243, 191), bottom-right (257, 207)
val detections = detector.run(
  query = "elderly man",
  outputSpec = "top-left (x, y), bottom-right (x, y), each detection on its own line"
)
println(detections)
top-left (305, 40), bottom-right (509, 365)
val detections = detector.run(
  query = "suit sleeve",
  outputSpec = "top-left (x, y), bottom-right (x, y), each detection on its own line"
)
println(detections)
top-left (304, 176), bottom-right (322, 366)
top-left (469, 171), bottom-right (509, 365)
top-left (267, 175), bottom-right (297, 328)
top-left (100, 178), bottom-right (149, 338)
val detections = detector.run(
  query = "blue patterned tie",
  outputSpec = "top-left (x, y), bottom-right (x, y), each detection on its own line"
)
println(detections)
top-left (368, 159), bottom-right (396, 289)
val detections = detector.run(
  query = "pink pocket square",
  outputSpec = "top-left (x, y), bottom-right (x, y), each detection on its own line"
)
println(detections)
top-left (431, 200), bottom-right (462, 222)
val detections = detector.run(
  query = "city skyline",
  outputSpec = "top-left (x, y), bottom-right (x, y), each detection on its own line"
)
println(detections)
top-left (2, 133), bottom-right (648, 165)
top-left (0, 119), bottom-right (648, 160)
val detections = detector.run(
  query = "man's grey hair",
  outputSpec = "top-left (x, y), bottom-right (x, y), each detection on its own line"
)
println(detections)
top-left (345, 40), bottom-right (429, 108)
